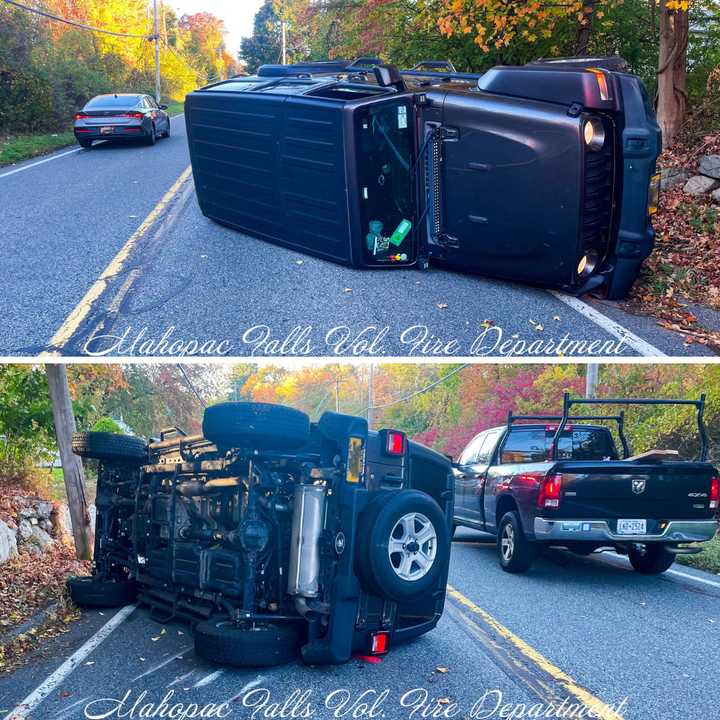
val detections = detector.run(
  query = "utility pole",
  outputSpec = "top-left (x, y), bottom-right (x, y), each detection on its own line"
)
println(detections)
top-left (585, 363), bottom-right (599, 398)
top-left (45, 365), bottom-right (94, 561)
top-left (367, 364), bottom-right (375, 430)
top-left (153, 0), bottom-right (161, 103)
top-left (281, 20), bottom-right (287, 65)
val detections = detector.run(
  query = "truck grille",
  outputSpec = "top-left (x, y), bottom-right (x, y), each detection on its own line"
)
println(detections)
top-left (581, 116), bottom-right (615, 258)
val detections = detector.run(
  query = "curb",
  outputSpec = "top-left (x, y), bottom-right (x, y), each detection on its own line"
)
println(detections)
top-left (0, 602), bottom-right (59, 645)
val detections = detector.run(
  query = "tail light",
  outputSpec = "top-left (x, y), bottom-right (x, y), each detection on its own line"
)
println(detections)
top-left (74, 112), bottom-right (89, 120)
top-left (370, 631), bottom-right (389, 655)
top-left (710, 477), bottom-right (719, 511)
top-left (382, 429), bottom-right (406, 456)
top-left (538, 473), bottom-right (562, 509)
top-left (122, 111), bottom-right (145, 119)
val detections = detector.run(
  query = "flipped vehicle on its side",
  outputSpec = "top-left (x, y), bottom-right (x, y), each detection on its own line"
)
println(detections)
top-left (73, 93), bottom-right (171, 148)
top-left (185, 55), bottom-right (660, 299)
top-left (67, 402), bottom-right (452, 666)
top-left (453, 393), bottom-right (719, 574)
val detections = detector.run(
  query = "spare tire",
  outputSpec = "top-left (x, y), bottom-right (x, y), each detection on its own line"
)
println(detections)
top-left (202, 402), bottom-right (311, 450)
top-left (72, 432), bottom-right (147, 462)
top-left (355, 490), bottom-right (449, 602)
top-left (194, 619), bottom-right (300, 667)
top-left (67, 576), bottom-right (137, 608)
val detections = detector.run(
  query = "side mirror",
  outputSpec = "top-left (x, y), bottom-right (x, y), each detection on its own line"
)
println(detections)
top-left (373, 64), bottom-right (405, 91)
top-left (159, 104), bottom-right (168, 110)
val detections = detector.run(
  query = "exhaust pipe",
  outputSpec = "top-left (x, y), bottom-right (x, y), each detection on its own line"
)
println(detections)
top-left (288, 484), bottom-right (326, 614)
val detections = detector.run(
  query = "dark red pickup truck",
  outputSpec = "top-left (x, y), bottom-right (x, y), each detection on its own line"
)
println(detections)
top-left (453, 394), bottom-right (719, 574)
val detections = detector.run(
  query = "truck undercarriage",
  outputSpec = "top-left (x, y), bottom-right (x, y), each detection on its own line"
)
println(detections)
top-left (68, 402), bottom-right (453, 666)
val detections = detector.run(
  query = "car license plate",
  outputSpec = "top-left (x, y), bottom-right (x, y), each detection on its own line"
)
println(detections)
top-left (100, 126), bottom-right (114, 134)
top-left (617, 519), bottom-right (646, 535)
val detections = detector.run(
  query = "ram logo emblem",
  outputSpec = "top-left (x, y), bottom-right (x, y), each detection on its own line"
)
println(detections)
top-left (631, 478), bottom-right (646, 494)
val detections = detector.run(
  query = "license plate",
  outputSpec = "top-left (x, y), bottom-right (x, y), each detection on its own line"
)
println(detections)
top-left (100, 126), bottom-right (114, 134)
top-left (617, 519), bottom-right (646, 535)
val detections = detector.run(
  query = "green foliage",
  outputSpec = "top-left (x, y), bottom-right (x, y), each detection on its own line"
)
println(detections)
top-left (240, 1), bottom-right (282, 72)
top-left (91, 417), bottom-right (123, 434)
top-left (0, 131), bottom-right (76, 166)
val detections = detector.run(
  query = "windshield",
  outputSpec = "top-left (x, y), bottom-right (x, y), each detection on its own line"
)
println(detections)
top-left (500, 426), bottom-right (618, 463)
top-left (85, 95), bottom-right (141, 109)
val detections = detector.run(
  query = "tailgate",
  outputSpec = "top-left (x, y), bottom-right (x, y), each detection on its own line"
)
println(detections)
top-left (555, 461), bottom-right (717, 519)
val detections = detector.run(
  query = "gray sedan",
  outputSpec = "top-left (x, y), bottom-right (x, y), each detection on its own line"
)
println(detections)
top-left (73, 93), bottom-right (171, 148)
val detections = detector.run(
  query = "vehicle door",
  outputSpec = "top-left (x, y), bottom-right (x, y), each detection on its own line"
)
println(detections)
top-left (454, 428), bottom-right (503, 524)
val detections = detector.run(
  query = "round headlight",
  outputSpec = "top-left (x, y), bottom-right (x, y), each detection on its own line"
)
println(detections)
top-left (577, 250), bottom-right (599, 278)
top-left (583, 118), bottom-right (605, 152)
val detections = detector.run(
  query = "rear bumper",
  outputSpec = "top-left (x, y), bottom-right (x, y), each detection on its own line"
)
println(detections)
top-left (533, 517), bottom-right (718, 544)
top-left (74, 127), bottom-right (147, 140)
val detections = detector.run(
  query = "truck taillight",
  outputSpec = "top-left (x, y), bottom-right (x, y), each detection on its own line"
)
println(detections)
top-left (710, 477), bottom-right (719, 510)
top-left (370, 631), bottom-right (389, 655)
top-left (538, 474), bottom-right (562, 509)
top-left (383, 429), bottom-right (406, 456)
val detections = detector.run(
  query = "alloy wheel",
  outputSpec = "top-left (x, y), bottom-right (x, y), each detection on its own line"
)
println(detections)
top-left (388, 512), bottom-right (437, 581)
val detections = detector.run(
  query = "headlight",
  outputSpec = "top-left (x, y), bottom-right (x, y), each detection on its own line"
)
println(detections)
top-left (648, 172), bottom-right (661, 215)
top-left (583, 118), bottom-right (605, 152)
top-left (577, 250), bottom-right (599, 278)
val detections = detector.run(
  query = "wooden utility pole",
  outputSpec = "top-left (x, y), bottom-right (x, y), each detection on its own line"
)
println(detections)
top-left (45, 365), bottom-right (94, 561)
top-left (367, 364), bottom-right (375, 430)
top-left (586, 364), bottom-right (600, 398)
top-left (153, 0), bottom-right (162, 103)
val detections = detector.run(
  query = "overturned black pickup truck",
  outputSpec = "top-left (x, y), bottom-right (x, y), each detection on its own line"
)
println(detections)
top-left (453, 394), bottom-right (718, 574)
top-left (185, 56), bottom-right (661, 299)
top-left (67, 402), bottom-right (453, 666)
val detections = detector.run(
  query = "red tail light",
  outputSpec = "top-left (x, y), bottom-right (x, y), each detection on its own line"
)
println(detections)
top-left (710, 477), bottom-right (719, 511)
top-left (538, 474), bottom-right (562, 509)
top-left (370, 631), bottom-right (389, 655)
top-left (74, 112), bottom-right (89, 120)
top-left (383, 430), bottom-right (406, 456)
top-left (122, 111), bottom-right (145, 119)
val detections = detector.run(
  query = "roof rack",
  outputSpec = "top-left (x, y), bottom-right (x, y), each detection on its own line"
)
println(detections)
top-left (410, 60), bottom-right (457, 73)
top-left (506, 410), bottom-right (630, 459)
top-left (550, 392), bottom-right (708, 461)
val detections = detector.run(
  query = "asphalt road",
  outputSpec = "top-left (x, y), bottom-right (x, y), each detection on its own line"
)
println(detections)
top-left (2, 527), bottom-right (718, 720)
top-left (0, 116), bottom-right (714, 358)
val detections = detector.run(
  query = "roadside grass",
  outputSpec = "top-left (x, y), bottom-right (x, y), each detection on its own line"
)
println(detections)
top-left (676, 533), bottom-right (720, 575)
top-left (0, 131), bottom-right (76, 167)
top-left (166, 99), bottom-right (185, 116)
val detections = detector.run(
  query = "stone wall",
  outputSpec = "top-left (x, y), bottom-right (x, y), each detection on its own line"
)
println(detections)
top-left (0, 496), bottom-right (66, 564)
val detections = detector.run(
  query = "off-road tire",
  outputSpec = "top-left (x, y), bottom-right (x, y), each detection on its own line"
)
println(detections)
top-left (194, 620), bottom-right (300, 667)
top-left (72, 432), bottom-right (147, 462)
top-left (355, 490), bottom-right (449, 601)
top-left (67, 576), bottom-right (137, 608)
top-left (628, 544), bottom-right (675, 575)
top-left (202, 402), bottom-right (311, 450)
top-left (497, 511), bottom-right (538, 573)
top-left (77, 138), bottom-right (93, 148)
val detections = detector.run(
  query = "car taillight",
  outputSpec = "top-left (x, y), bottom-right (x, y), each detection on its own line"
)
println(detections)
top-left (710, 477), bottom-right (719, 511)
top-left (538, 473), bottom-right (562, 509)
top-left (74, 113), bottom-right (89, 120)
top-left (370, 631), bottom-right (389, 655)
top-left (383, 430), bottom-right (406, 456)
top-left (122, 112), bottom-right (144, 119)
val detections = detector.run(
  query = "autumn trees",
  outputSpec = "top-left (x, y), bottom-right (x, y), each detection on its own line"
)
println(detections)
top-left (241, 1), bottom-right (719, 147)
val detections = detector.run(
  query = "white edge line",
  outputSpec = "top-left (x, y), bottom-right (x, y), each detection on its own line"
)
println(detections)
top-left (548, 290), bottom-right (666, 358)
top-left (600, 551), bottom-right (720, 589)
top-left (0, 147), bottom-right (82, 179)
top-left (666, 567), bottom-right (720, 589)
top-left (2, 604), bottom-right (136, 720)
top-left (0, 112), bottom-right (184, 180)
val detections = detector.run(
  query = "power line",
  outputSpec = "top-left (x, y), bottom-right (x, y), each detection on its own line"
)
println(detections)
top-left (176, 365), bottom-right (206, 409)
top-left (368, 364), bottom-right (471, 411)
top-left (2, 0), bottom-right (153, 40)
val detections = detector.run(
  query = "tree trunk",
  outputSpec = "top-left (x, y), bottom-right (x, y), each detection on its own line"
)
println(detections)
top-left (574, 1), bottom-right (597, 56)
top-left (45, 364), bottom-right (94, 561)
top-left (656, 1), bottom-right (689, 146)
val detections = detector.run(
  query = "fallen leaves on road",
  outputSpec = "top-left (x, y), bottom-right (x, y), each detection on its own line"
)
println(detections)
top-left (437, 303), bottom-right (448, 310)
top-left (435, 666), bottom-right (449, 673)
top-left (624, 130), bottom-right (720, 349)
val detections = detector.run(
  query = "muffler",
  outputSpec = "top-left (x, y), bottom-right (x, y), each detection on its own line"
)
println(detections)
top-left (288, 484), bottom-right (326, 612)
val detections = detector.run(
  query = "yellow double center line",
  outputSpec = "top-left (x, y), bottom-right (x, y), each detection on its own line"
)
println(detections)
top-left (44, 164), bottom-right (193, 355)
top-left (446, 585), bottom-right (625, 720)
